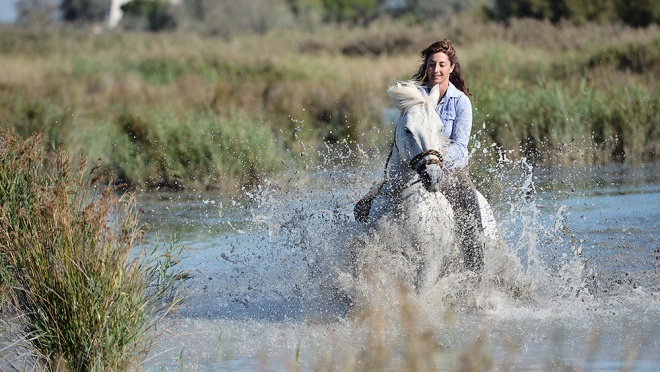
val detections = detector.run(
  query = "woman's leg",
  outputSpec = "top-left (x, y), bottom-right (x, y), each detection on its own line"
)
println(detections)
top-left (441, 168), bottom-right (485, 272)
top-left (354, 180), bottom-right (385, 224)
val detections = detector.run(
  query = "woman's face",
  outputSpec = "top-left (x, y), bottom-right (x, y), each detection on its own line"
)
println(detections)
top-left (426, 52), bottom-right (453, 90)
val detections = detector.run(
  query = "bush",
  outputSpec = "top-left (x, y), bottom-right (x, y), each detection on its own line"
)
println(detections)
top-left (486, 0), bottom-right (660, 27)
top-left (586, 36), bottom-right (660, 73)
top-left (60, 0), bottom-right (108, 23)
top-left (179, 0), bottom-right (297, 37)
top-left (120, 0), bottom-right (178, 32)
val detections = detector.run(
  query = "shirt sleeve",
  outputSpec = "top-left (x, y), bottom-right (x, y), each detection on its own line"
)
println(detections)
top-left (444, 95), bottom-right (472, 169)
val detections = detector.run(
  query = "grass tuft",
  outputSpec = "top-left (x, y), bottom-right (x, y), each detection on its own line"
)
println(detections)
top-left (0, 129), bottom-right (187, 370)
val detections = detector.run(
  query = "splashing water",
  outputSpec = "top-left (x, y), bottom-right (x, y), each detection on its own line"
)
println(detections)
top-left (139, 144), bottom-right (659, 370)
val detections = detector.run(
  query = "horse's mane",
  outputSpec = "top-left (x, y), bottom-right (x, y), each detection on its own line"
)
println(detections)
top-left (386, 80), bottom-right (434, 112)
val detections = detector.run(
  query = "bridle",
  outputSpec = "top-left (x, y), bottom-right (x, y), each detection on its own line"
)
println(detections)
top-left (379, 138), bottom-right (443, 193)
top-left (409, 149), bottom-right (443, 173)
top-left (391, 126), bottom-right (444, 175)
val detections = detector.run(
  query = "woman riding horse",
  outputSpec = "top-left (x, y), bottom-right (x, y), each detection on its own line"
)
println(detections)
top-left (415, 39), bottom-right (484, 272)
top-left (356, 39), bottom-right (485, 272)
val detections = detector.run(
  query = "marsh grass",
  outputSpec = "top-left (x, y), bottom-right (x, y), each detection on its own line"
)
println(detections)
top-left (0, 19), bottom-right (657, 191)
top-left (110, 110), bottom-right (286, 190)
top-left (0, 129), bottom-right (187, 370)
top-left (471, 77), bottom-right (659, 166)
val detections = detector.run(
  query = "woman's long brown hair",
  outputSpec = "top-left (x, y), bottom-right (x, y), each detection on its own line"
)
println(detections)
top-left (412, 39), bottom-right (471, 97)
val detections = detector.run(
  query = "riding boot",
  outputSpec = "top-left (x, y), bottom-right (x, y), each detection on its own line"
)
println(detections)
top-left (441, 168), bottom-right (485, 273)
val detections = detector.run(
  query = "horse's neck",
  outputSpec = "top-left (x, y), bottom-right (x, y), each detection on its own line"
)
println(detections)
top-left (385, 151), bottom-right (416, 193)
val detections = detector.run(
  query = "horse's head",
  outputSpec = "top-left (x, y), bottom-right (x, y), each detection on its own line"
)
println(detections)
top-left (387, 81), bottom-right (449, 192)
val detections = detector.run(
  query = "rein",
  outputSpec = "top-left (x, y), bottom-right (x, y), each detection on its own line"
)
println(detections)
top-left (410, 149), bottom-right (443, 171)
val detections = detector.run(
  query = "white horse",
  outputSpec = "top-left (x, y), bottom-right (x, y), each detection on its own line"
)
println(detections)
top-left (354, 81), bottom-right (500, 291)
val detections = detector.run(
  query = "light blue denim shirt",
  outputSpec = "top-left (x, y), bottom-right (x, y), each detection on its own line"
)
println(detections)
top-left (424, 82), bottom-right (472, 169)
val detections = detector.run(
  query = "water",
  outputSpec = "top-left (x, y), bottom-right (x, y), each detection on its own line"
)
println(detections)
top-left (140, 161), bottom-right (659, 371)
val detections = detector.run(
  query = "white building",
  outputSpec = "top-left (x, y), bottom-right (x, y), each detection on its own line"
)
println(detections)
top-left (107, 0), bottom-right (181, 29)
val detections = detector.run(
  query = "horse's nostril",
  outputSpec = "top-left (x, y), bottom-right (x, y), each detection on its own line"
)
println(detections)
top-left (426, 183), bottom-right (440, 192)
top-left (420, 166), bottom-right (443, 193)
top-left (420, 171), bottom-right (439, 192)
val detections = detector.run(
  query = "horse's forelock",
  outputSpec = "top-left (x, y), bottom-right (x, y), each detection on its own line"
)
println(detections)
top-left (387, 81), bottom-right (434, 112)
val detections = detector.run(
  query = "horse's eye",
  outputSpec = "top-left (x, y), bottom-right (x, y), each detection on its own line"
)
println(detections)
top-left (404, 127), bottom-right (413, 134)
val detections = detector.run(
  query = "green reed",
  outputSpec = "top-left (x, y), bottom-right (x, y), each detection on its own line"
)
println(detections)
top-left (0, 129), bottom-right (187, 370)
top-left (107, 110), bottom-right (287, 190)
top-left (472, 77), bottom-right (659, 165)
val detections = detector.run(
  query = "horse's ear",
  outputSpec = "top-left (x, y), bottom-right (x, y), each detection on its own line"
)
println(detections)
top-left (428, 84), bottom-right (441, 104)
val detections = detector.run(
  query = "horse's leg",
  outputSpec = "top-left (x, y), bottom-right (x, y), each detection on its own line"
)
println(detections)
top-left (409, 233), bottom-right (426, 293)
top-left (455, 208), bottom-right (485, 272)
top-left (404, 191), bottom-right (445, 292)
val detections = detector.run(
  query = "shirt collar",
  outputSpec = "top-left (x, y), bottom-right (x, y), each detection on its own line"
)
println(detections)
top-left (424, 82), bottom-right (461, 103)
top-left (440, 82), bottom-right (461, 105)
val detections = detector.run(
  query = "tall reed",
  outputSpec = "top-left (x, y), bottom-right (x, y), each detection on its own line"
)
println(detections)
top-left (0, 129), bottom-right (186, 370)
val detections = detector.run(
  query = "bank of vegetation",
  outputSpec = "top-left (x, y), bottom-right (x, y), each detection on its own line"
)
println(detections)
top-left (1, 1), bottom-right (658, 192)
